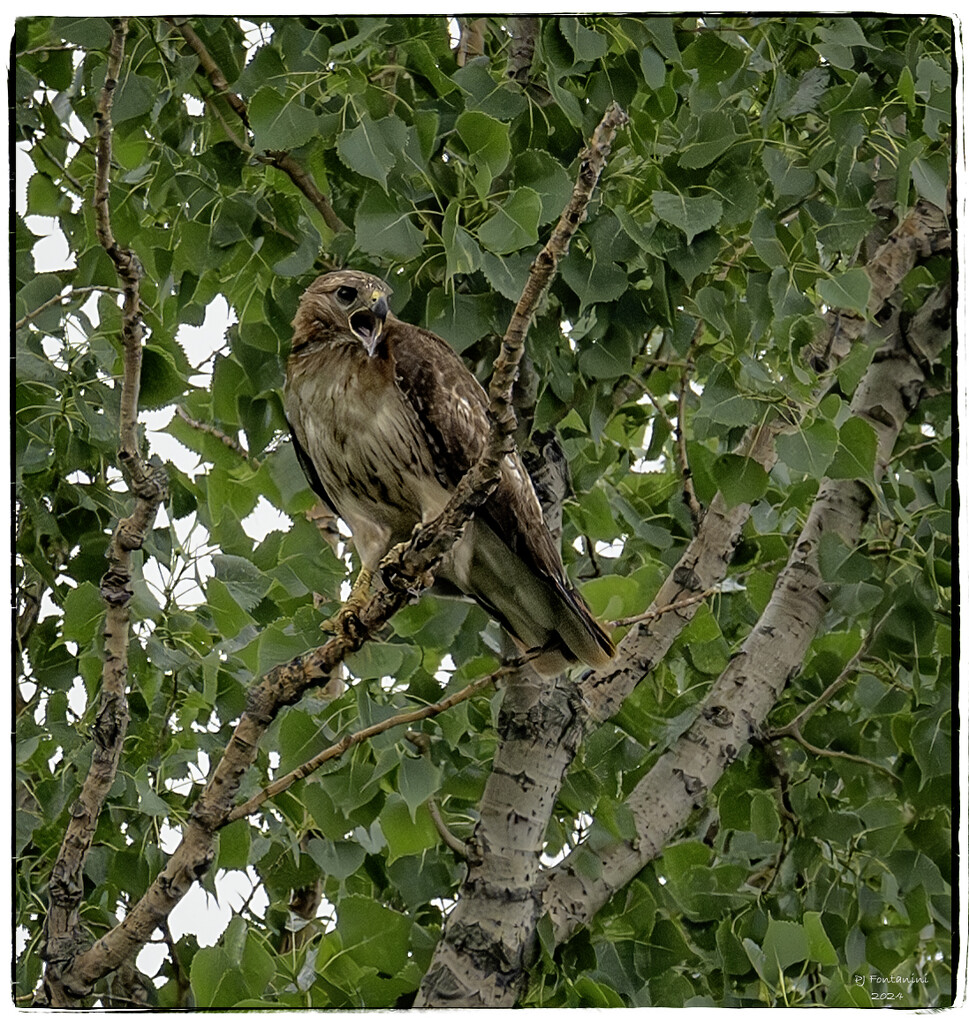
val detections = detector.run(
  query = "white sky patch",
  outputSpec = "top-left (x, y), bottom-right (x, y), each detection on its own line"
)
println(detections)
top-left (242, 496), bottom-right (293, 543)
top-left (594, 536), bottom-right (625, 559)
top-left (177, 294), bottom-right (235, 389)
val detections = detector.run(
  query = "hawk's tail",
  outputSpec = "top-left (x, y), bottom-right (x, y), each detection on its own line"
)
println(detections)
top-left (554, 583), bottom-right (616, 669)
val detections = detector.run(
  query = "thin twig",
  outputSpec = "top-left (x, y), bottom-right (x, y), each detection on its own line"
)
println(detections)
top-left (34, 135), bottom-right (86, 196)
top-left (174, 406), bottom-right (253, 462)
top-left (16, 285), bottom-right (124, 330)
top-left (428, 799), bottom-right (469, 859)
top-left (777, 724), bottom-right (899, 780)
top-left (769, 618), bottom-right (886, 739)
top-left (639, 383), bottom-right (676, 435)
top-left (610, 586), bottom-right (717, 629)
top-left (227, 663), bottom-right (516, 823)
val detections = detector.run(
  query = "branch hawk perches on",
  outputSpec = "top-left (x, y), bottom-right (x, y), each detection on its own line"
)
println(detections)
top-left (284, 269), bottom-right (615, 674)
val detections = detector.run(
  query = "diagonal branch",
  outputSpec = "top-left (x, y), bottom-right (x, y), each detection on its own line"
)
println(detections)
top-left (41, 18), bottom-right (168, 1008)
top-left (227, 661), bottom-right (519, 823)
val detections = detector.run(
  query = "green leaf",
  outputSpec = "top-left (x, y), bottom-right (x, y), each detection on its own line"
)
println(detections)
top-left (453, 59), bottom-right (528, 120)
top-left (398, 755), bottom-right (443, 819)
top-left (424, 289), bottom-right (495, 353)
top-left (803, 911), bottom-right (841, 966)
top-left (560, 253), bottom-right (628, 311)
top-left (827, 416), bottom-right (879, 483)
top-left (61, 581), bottom-right (103, 645)
top-left (712, 454), bottom-right (770, 508)
top-left (762, 147), bottom-right (816, 202)
top-left (818, 268), bottom-right (871, 317)
top-left (336, 893), bottom-right (411, 973)
top-left (910, 150), bottom-right (949, 210)
top-left (559, 17), bottom-right (608, 61)
top-left (249, 86), bottom-right (320, 151)
top-left (639, 45), bottom-right (667, 89)
top-left (354, 189), bottom-right (424, 260)
top-left (134, 766), bottom-right (171, 818)
top-left (476, 187), bottom-right (542, 254)
top-left (307, 837), bottom-right (367, 879)
top-left (763, 918), bottom-right (810, 970)
top-left (190, 945), bottom-right (232, 1008)
top-left (140, 345), bottom-right (189, 409)
top-left (345, 641), bottom-right (418, 681)
top-left (818, 533), bottom-right (871, 584)
top-left (776, 420), bottom-right (838, 478)
top-left (217, 818), bottom-right (252, 870)
top-left (380, 793), bottom-right (438, 861)
top-left (513, 150), bottom-right (573, 225)
top-left (336, 114), bottom-right (408, 189)
top-left (480, 248), bottom-right (535, 301)
top-left (652, 190), bottom-right (723, 242)
top-left (274, 709), bottom-right (324, 776)
top-left (113, 73), bottom-right (155, 124)
top-left (441, 201), bottom-right (482, 278)
top-left (455, 110), bottom-right (512, 197)
top-left (679, 113), bottom-right (739, 170)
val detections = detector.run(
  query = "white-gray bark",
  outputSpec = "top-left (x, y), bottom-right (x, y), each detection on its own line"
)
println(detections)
top-left (542, 286), bottom-right (950, 943)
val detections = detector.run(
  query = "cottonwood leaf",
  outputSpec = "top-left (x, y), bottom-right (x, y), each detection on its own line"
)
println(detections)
top-left (477, 187), bottom-right (541, 254)
top-left (456, 110), bottom-right (511, 197)
top-left (249, 86), bottom-right (319, 152)
top-left (776, 420), bottom-right (838, 478)
top-left (818, 268), bottom-right (871, 317)
top-left (398, 755), bottom-right (443, 820)
top-left (442, 201), bottom-right (482, 278)
top-left (354, 189), bottom-right (424, 260)
top-left (561, 252), bottom-right (627, 310)
top-left (336, 114), bottom-right (407, 188)
top-left (712, 454), bottom-right (770, 508)
top-left (827, 416), bottom-right (879, 484)
top-left (763, 918), bottom-right (810, 970)
top-left (652, 190), bottom-right (723, 242)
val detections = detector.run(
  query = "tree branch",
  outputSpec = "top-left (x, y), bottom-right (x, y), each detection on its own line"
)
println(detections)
top-left (226, 662), bottom-right (514, 823)
top-left (541, 282), bottom-right (950, 944)
top-left (42, 18), bottom-right (168, 1007)
top-left (15, 285), bottom-right (124, 331)
top-left (168, 17), bottom-right (347, 233)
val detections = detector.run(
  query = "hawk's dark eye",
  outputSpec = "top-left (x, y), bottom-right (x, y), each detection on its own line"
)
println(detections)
top-left (336, 285), bottom-right (358, 304)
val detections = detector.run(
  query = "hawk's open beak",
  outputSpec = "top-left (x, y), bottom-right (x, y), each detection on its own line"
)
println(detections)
top-left (349, 290), bottom-right (390, 357)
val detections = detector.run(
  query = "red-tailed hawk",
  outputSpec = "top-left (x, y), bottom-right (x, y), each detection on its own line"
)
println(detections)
top-left (284, 269), bottom-right (615, 674)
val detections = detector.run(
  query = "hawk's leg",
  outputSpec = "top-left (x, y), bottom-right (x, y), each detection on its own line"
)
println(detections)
top-left (320, 566), bottom-right (375, 633)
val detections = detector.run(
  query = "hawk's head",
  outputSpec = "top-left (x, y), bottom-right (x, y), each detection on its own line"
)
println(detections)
top-left (298, 270), bottom-right (393, 356)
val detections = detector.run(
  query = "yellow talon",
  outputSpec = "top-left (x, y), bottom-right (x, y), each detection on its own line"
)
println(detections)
top-left (319, 567), bottom-right (375, 633)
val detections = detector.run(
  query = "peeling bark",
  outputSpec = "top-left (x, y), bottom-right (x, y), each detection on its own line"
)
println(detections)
top-left (416, 669), bottom-right (584, 1007)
